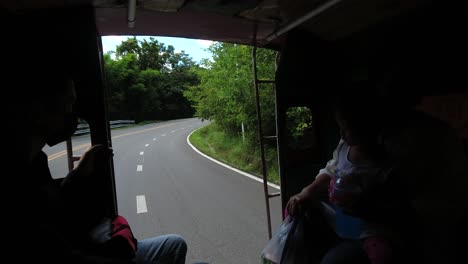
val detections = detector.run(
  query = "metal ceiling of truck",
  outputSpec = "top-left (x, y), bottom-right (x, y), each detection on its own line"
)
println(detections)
top-left (2, 0), bottom-right (429, 49)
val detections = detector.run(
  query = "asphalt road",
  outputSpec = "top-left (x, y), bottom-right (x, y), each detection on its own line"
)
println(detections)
top-left (44, 118), bottom-right (282, 264)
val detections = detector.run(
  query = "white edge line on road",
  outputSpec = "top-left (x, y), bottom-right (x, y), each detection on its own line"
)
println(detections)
top-left (136, 195), bottom-right (148, 214)
top-left (137, 165), bottom-right (143, 172)
top-left (186, 127), bottom-right (280, 190)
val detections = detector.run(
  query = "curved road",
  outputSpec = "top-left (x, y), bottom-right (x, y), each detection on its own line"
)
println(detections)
top-left (44, 118), bottom-right (282, 264)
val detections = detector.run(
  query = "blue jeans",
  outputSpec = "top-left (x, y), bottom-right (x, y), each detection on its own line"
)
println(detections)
top-left (134, 234), bottom-right (187, 264)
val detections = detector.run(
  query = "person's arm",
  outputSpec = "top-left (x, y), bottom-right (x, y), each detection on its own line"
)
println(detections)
top-left (286, 140), bottom-right (343, 216)
top-left (60, 144), bottom-right (113, 210)
top-left (286, 174), bottom-right (332, 217)
top-left (61, 144), bottom-right (112, 187)
top-left (317, 139), bottom-right (342, 177)
top-left (303, 173), bottom-right (332, 197)
top-left (305, 138), bottom-right (344, 199)
top-left (60, 145), bottom-right (114, 237)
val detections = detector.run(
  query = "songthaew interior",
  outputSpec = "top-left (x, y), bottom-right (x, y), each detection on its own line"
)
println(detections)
top-left (3, 0), bottom-right (467, 263)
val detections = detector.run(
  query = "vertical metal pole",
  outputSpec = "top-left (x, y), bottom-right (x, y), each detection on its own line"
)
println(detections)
top-left (96, 34), bottom-right (119, 217)
top-left (66, 138), bottom-right (74, 172)
top-left (252, 45), bottom-right (273, 239)
top-left (241, 122), bottom-right (245, 143)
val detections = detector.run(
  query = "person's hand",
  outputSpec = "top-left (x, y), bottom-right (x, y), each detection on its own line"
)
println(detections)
top-left (74, 144), bottom-right (113, 177)
top-left (286, 191), bottom-right (314, 217)
top-left (61, 144), bottom-right (113, 201)
top-left (286, 174), bottom-right (331, 216)
top-left (286, 194), bottom-right (304, 217)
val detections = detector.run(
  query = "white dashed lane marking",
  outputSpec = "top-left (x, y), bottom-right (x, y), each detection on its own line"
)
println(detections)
top-left (137, 165), bottom-right (143, 172)
top-left (140, 152), bottom-right (144, 155)
top-left (136, 195), bottom-right (148, 214)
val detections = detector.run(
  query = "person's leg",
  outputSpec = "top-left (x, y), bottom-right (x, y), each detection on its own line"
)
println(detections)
top-left (134, 234), bottom-right (187, 264)
top-left (362, 236), bottom-right (393, 264)
top-left (321, 240), bottom-right (370, 264)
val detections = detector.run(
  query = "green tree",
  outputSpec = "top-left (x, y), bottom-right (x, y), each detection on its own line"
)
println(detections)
top-left (184, 42), bottom-right (276, 139)
top-left (115, 37), bottom-right (140, 58)
top-left (104, 37), bottom-right (199, 121)
top-left (138, 37), bottom-right (165, 70)
top-left (104, 52), bottom-right (140, 118)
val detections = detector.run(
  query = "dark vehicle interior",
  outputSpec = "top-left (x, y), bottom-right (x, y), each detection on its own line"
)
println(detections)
top-left (3, 0), bottom-right (467, 263)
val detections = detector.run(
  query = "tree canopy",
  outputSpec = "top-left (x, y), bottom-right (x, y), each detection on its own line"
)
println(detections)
top-left (104, 37), bottom-right (199, 121)
top-left (183, 42), bottom-right (277, 139)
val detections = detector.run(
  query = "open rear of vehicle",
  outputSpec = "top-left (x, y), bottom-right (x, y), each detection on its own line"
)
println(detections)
top-left (4, 0), bottom-right (467, 263)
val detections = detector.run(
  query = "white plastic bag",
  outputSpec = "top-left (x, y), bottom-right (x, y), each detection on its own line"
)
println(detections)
top-left (260, 216), bottom-right (294, 264)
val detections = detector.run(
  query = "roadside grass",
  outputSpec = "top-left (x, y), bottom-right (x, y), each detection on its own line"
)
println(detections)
top-left (189, 123), bottom-right (280, 185)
